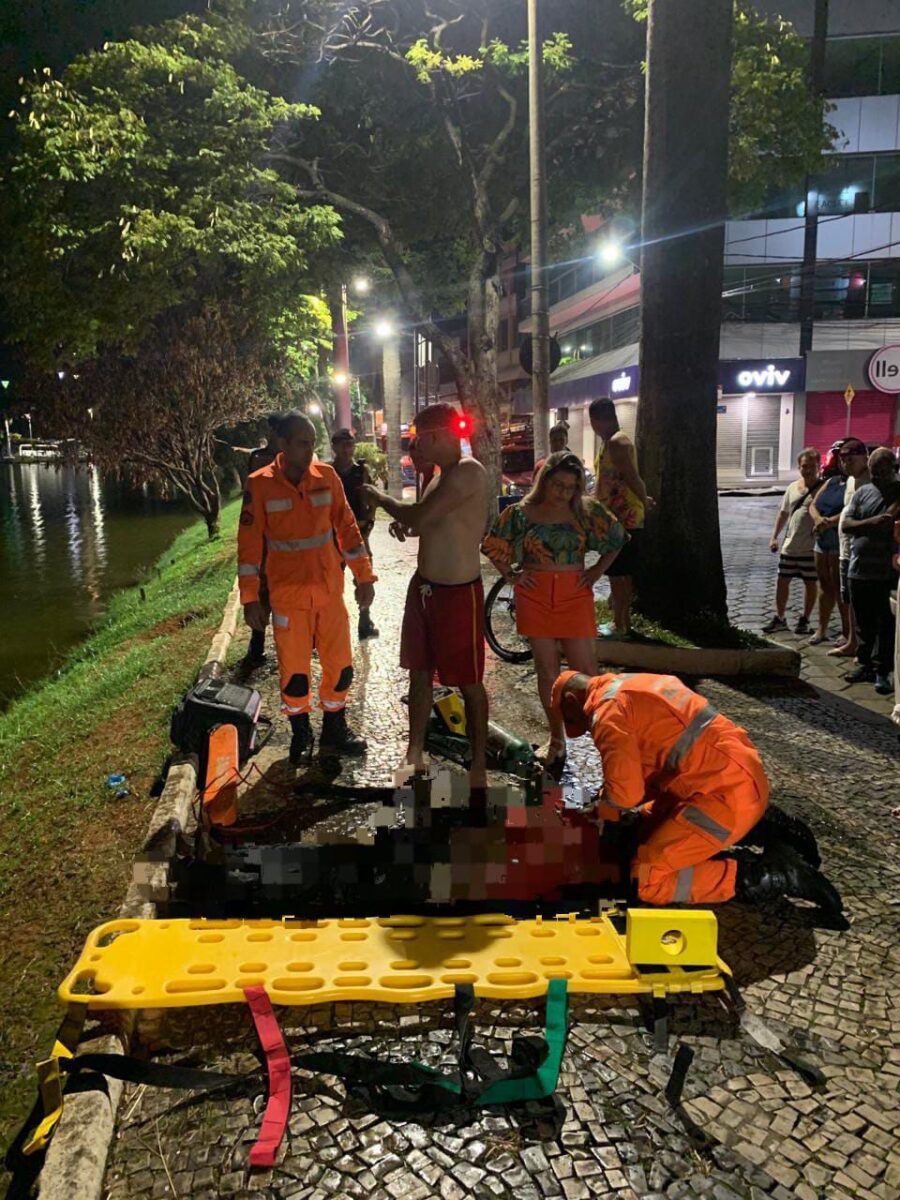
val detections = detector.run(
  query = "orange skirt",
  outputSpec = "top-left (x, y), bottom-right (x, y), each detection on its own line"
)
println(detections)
top-left (515, 570), bottom-right (596, 639)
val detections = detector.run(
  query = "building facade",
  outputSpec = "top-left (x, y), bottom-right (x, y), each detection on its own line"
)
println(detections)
top-left (497, 1), bottom-right (900, 482)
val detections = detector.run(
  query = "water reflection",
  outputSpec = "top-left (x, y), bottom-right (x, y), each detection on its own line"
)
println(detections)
top-left (0, 463), bottom-right (192, 707)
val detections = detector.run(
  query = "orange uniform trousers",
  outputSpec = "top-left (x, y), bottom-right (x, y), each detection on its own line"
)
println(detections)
top-left (630, 726), bottom-right (769, 904)
top-left (271, 600), bottom-right (353, 716)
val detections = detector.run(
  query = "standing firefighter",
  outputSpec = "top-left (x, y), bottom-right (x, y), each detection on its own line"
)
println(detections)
top-left (551, 670), bottom-right (843, 915)
top-left (239, 412), bottom-right (375, 765)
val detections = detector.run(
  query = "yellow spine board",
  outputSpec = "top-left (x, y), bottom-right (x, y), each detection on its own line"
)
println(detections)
top-left (59, 910), bottom-right (728, 1010)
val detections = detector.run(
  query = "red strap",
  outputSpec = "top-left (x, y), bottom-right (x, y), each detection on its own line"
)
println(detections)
top-left (244, 986), bottom-right (292, 1168)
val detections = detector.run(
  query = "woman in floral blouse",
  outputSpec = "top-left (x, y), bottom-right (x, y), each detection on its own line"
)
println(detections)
top-left (482, 451), bottom-right (626, 768)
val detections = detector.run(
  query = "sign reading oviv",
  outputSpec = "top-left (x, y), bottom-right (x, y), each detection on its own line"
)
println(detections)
top-left (866, 345), bottom-right (900, 393)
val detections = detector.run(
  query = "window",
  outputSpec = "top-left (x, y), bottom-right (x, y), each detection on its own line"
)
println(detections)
top-left (737, 154), bottom-right (900, 220)
top-left (822, 35), bottom-right (900, 98)
top-left (723, 263), bottom-right (900, 322)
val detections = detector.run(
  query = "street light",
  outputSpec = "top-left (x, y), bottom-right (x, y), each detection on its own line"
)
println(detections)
top-left (351, 276), bottom-right (370, 295)
top-left (333, 371), bottom-right (349, 387)
top-left (23, 411), bottom-right (34, 440)
top-left (597, 239), bottom-right (624, 270)
top-left (374, 318), bottom-right (395, 339)
top-left (308, 402), bottom-right (322, 418)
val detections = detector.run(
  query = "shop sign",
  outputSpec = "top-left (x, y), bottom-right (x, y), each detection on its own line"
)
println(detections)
top-left (719, 358), bottom-right (804, 394)
top-left (866, 345), bottom-right (900, 394)
top-left (610, 371), bottom-right (634, 395)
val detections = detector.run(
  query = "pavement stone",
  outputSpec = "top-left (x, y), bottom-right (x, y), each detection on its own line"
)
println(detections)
top-left (101, 514), bottom-right (900, 1200)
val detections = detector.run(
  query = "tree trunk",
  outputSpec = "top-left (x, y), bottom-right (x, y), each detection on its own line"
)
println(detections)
top-left (383, 337), bottom-right (403, 499)
top-left (464, 255), bottom-right (503, 521)
top-left (635, 0), bottom-right (732, 627)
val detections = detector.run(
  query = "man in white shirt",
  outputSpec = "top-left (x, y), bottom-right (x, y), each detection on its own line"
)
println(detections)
top-left (763, 448), bottom-right (821, 635)
top-left (829, 439), bottom-right (870, 658)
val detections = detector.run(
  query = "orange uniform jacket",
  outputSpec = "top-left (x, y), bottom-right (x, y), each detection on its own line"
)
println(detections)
top-left (238, 456), bottom-right (375, 610)
top-left (554, 671), bottom-right (769, 905)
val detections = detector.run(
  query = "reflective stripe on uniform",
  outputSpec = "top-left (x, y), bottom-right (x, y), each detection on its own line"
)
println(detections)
top-left (665, 703), bottom-right (718, 770)
top-left (238, 563), bottom-right (259, 576)
top-left (343, 544), bottom-right (367, 560)
top-left (674, 866), bottom-right (694, 903)
top-left (282, 702), bottom-right (309, 715)
top-left (600, 677), bottom-right (625, 701)
top-left (310, 490), bottom-right (332, 507)
top-left (269, 532), bottom-right (333, 552)
top-left (683, 804), bottom-right (731, 844)
top-left (265, 497), bottom-right (293, 513)
top-left (321, 698), bottom-right (346, 710)
top-left (271, 612), bottom-right (289, 628)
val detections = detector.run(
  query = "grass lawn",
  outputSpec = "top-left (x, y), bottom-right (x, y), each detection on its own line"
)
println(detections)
top-left (0, 499), bottom-right (240, 1155)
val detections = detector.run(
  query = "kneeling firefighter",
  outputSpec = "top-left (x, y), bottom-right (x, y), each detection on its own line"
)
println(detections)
top-left (239, 412), bottom-right (376, 764)
top-left (551, 671), bottom-right (843, 915)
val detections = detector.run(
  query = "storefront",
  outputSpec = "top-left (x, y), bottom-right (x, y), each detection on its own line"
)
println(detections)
top-left (549, 363), bottom-right (639, 465)
top-left (805, 348), bottom-right (900, 454)
top-left (716, 359), bottom-right (804, 481)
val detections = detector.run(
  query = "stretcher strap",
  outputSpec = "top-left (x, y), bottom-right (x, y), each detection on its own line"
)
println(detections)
top-left (244, 986), bottom-right (292, 1168)
top-left (292, 980), bottom-right (569, 1111)
top-left (21, 1002), bottom-right (87, 1157)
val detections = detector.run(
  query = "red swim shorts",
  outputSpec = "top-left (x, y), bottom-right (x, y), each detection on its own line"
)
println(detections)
top-left (400, 572), bottom-right (485, 686)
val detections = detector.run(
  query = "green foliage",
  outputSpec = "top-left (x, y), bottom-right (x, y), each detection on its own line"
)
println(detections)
top-left (407, 32), bottom-right (573, 82)
top-left (352, 440), bottom-right (388, 487)
top-left (622, 0), bottom-right (835, 208)
top-left (2, 26), bottom-right (339, 365)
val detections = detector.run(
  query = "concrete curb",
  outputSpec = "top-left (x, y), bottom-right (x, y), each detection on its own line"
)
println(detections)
top-left (37, 579), bottom-right (241, 1199)
top-left (595, 637), bottom-right (801, 678)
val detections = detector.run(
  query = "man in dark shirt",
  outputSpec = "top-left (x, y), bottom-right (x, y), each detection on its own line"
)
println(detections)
top-left (331, 428), bottom-right (379, 639)
top-left (842, 447), bottom-right (900, 693)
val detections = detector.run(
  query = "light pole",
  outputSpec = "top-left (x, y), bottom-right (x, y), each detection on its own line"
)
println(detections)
top-left (24, 411), bottom-right (34, 441)
top-left (1, 379), bottom-right (11, 457)
top-left (376, 318), bottom-right (403, 499)
top-left (333, 276), bottom-right (370, 431)
top-left (528, 0), bottom-right (550, 461)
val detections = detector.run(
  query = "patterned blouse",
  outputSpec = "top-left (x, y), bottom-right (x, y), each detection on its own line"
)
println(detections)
top-left (482, 500), bottom-right (627, 570)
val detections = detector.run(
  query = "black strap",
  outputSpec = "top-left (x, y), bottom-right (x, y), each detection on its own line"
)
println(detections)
top-left (664, 1043), bottom-right (694, 1108)
top-left (59, 1054), bottom-right (248, 1091)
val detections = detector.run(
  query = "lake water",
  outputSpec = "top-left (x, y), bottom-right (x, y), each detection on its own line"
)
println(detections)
top-left (0, 463), bottom-right (194, 708)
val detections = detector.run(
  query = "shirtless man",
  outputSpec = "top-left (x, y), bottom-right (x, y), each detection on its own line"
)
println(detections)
top-left (589, 397), bottom-right (653, 636)
top-left (361, 403), bottom-right (490, 786)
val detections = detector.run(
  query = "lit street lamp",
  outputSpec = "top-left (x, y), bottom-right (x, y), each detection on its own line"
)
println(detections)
top-left (597, 239), bottom-right (624, 270)
top-left (334, 276), bottom-right (371, 431)
top-left (308, 402), bottom-right (322, 418)
top-left (24, 411), bottom-right (34, 440)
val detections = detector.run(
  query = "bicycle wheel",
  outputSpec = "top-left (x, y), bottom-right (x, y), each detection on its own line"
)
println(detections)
top-left (484, 576), bottom-right (532, 663)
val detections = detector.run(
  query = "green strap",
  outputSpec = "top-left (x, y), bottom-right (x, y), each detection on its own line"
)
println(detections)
top-left (475, 978), bottom-right (568, 1106)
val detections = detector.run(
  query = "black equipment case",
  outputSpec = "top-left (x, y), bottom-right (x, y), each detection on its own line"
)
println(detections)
top-left (170, 676), bottom-right (262, 765)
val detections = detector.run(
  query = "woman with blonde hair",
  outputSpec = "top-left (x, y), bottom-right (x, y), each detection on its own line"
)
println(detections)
top-left (482, 450), bottom-right (626, 768)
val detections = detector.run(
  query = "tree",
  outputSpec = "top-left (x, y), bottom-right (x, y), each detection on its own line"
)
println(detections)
top-left (35, 307), bottom-right (288, 536)
top-left (1, 16), bottom-right (338, 531)
top-left (249, 0), bottom-right (831, 502)
top-left (634, 0), bottom-right (732, 626)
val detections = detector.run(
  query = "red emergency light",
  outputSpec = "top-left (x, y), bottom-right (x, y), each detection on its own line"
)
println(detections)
top-left (453, 412), bottom-right (473, 438)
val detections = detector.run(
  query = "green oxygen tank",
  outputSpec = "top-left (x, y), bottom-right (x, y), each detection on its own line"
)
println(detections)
top-left (485, 720), bottom-right (538, 776)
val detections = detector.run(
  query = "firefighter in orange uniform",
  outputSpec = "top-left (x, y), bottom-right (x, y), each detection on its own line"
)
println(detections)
top-left (239, 412), bottom-right (375, 764)
top-left (551, 671), bottom-right (843, 915)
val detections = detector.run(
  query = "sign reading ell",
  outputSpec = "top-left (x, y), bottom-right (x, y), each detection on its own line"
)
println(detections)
top-left (867, 345), bottom-right (900, 394)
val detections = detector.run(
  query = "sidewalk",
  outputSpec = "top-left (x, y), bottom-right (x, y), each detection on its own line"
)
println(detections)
top-left (101, 517), bottom-right (900, 1200)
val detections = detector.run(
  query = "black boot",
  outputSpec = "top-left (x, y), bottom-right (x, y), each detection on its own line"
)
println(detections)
top-left (289, 714), bottom-right (314, 767)
top-left (734, 845), bottom-right (843, 916)
top-left (740, 804), bottom-right (821, 868)
top-left (358, 609), bottom-right (379, 640)
top-left (246, 628), bottom-right (266, 664)
top-left (320, 709), bottom-right (367, 757)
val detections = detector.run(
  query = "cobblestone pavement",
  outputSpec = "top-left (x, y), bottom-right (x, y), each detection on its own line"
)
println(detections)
top-left (103, 517), bottom-right (900, 1200)
top-left (719, 495), bottom-right (896, 722)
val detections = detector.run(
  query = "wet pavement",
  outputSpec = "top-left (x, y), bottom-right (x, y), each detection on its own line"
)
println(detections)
top-left (103, 517), bottom-right (900, 1200)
